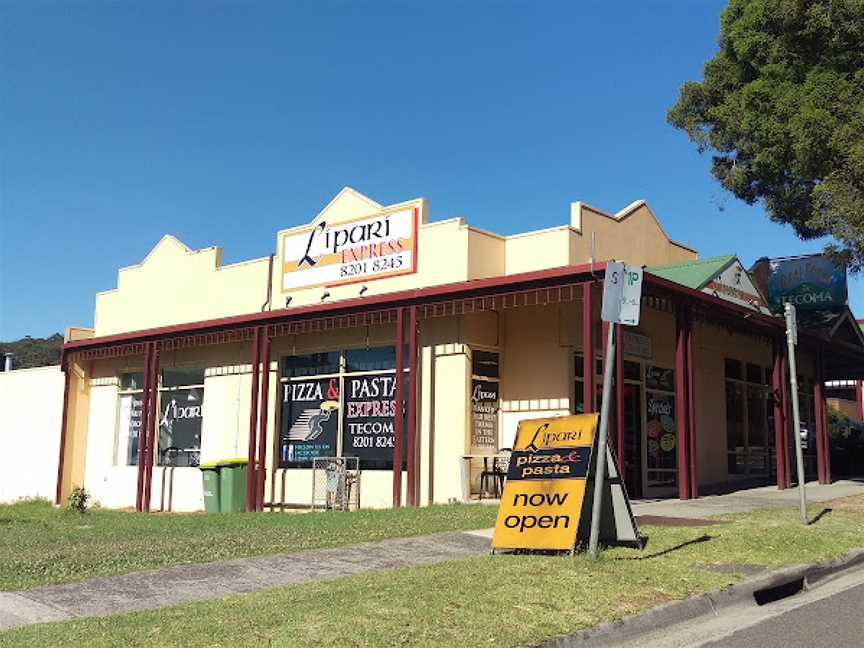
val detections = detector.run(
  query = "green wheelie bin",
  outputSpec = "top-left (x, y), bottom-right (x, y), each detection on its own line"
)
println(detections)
top-left (199, 462), bottom-right (222, 513)
top-left (218, 459), bottom-right (248, 513)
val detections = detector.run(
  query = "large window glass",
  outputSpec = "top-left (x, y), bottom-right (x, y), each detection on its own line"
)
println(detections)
top-left (471, 350), bottom-right (500, 451)
top-left (116, 373), bottom-right (144, 466)
top-left (115, 368), bottom-right (205, 468)
top-left (278, 348), bottom-right (407, 470)
top-left (725, 358), bottom-right (770, 476)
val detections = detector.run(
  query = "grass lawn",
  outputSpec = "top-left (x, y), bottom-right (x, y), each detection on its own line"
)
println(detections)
top-left (0, 499), bottom-right (498, 591)
top-left (4, 496), bottom-right (864, 647)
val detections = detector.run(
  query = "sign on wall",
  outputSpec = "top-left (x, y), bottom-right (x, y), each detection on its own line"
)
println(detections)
top-left (279, 378), bottom-right (340, 466)
top-left (471, 379), bottom-right (499, 449)
top-left (765, 254), bottom-right (847, 313)
top-left (281, 207), bottom-right (418, 291)
top-left (621, 331), bottom-right (653, 359)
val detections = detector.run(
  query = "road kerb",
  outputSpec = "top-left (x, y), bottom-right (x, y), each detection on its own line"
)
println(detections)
top-left (540, 547), bottom-right (864, 648)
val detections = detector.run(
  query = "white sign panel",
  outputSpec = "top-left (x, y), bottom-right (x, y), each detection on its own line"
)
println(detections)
top-left (281, 207), bottom-right (418, 291)
top-left (703, 260), bottom-right (766, 310)
top-left (620, 265), bottom-right (643, 326)
top-left (622, 331), bottom-right (652, 359)
top-left (602, 262), bottom-right (643, 326)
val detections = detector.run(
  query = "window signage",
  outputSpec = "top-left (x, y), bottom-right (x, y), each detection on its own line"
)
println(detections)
top-left (279, 377), bottom-right (340, 466)
top-left (158, 388), bottom-right (204, 467)
top-left (342, 373), bottom-right (406, 467)
top-left (281, 207), bottom-right (418, 291)
top-left (471, 379), bottom-right (499, 448)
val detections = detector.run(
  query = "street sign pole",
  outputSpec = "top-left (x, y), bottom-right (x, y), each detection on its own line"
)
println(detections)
top-left (588, 319), bottom-right (616, 556)
top-left (589, 261), bottom-right (642, 556)
top-left (784, 302), bottom-right (808, 525)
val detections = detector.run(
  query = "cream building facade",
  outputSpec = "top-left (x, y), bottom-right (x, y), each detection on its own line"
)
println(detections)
top-left (57, 188), bottom-right (863, 512)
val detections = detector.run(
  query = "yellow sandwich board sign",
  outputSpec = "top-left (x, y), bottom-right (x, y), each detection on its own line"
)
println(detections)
top-left (492, 414), bottom-right (641, 553)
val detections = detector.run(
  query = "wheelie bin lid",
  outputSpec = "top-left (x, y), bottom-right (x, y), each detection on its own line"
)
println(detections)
top-left (199, 458), bottom-right (249, 469)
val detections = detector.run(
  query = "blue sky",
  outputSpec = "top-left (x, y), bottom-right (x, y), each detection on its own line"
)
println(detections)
top-left (1, 1), bottom-right (859, 340)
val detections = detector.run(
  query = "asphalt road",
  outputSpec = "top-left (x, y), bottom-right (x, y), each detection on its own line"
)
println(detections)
top-left (701, 580), bottom-right (864, 648)
top-left (611, 566), bottom-right (864, 648)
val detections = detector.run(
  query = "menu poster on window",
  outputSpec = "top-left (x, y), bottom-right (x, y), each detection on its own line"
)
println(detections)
top-left (471, 379), bottom-right (499, 449)
top-left (342, 373), bottom-right (406, 465)
top-left (158, 388), bottom-right (204, 467)
top-left (646, 393), bottom-right (676, 463)
top-left (280, 377), bottom-right (340, 466)
top-left (645, 366), bottom-right (675, 392)
top-left (117, 394), bottom-right (143, 465)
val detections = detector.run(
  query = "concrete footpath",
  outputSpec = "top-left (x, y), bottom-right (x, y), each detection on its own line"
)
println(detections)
top-left (632, 479), bottom-right (864, 519)
top-left (0, 530), bottom-right (489, 631)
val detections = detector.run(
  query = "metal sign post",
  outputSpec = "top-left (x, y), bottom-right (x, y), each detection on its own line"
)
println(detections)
top-left (784, 302), bottom-right (808, 525)
top-left (589, 262), bottom-right (643, 556)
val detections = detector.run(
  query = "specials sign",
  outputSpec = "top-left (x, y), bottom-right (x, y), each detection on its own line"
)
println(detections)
top-left (492, 415), bottom-right (598, 551)
top-left (492, 414), bottom-right (641, 553)
top-left (281, 207), bottom-right (418, 290)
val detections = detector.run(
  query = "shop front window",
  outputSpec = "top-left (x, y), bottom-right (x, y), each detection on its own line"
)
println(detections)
top-left (278, 348), bottom-right (407, 470)
top-left (471, 350), bottom-right (500, 451)
top-left (645, 367), bottom-right (677, 491)
top-left (116, 373), bottom-right (144, 466)
top-left (725, 358), bottom-right (771, 476)
top-left (115, 369), bottom-right (205, 468)
top-left (157, 368), bottom-right (204, 467)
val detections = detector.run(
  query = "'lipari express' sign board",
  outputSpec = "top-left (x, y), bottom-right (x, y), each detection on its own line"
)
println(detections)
top-left (281, 207), bottom-right (418, 290)
top-left (492, 414), bottom-right (598, 551)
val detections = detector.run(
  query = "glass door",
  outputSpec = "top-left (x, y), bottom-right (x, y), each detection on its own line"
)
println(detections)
top-left (644, 365), bottom-right (678, 497)
top-left (622, 383), bottom-right (643, 498)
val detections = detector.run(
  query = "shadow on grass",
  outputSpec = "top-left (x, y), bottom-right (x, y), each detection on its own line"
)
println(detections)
top-left (808, 508), bottom-right (832, 525)
top-left (616, 534), bottom-right (713, 561)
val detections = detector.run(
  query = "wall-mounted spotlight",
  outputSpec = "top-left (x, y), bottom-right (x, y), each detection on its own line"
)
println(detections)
top-left (321, 291), bottom-right (330, 301)
top-left (285, 296), bottom-right (292, 307)
top-left (359, 285), bottom-right (368, 296)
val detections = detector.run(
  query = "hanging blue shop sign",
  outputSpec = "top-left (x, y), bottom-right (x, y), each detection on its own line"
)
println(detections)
top-left (767, 255), bottom-right (847, 313)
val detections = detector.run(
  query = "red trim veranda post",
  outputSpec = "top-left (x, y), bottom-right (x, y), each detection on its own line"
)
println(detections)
top-left (857, 380), bottom-right (864, 421)
top-left (686, 312), bottom-right (697, 499)
top-left (246, 327), bottom-right (261, 512)
top-left (54, 353), bottom-right (72, 507)
top-left (780, 354), bottom-right (792, 488)
top-left (814, 348), bottom-right (826, 484)
top-left (135, 342), bottom-right (153, 512)
top-left (816, 348), bottom-right (830, 484)
top-left (143, 344), bottom-right (160, 513)
top-left (674, 306), bottom-right (691, 500)
top-left (392, 308), bottom-right (405, 507)
top-left (582, 282), bottom-right (595, 414)
top-left (615, 324), bottom-right (624, 484)
top-left (406, 306), bottom-right (418, 507)
top-left (256, 327), bottom-right (271, 511)
top-left (772, 346), bottom-right (787, 489)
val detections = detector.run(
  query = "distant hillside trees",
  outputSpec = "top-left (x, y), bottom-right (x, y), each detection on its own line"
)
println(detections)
top-left (0, 333), bottom-right (63, 369)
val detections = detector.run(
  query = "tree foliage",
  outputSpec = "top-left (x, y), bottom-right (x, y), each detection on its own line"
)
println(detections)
top-left (668, 0), bottom-right (864, 268)
top-left (0, 333), bottom-right (63, 369)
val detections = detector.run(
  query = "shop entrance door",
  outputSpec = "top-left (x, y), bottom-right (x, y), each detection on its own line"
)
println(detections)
top-left (644, 389), bottom-right (678, 498)
top-left (621, 383), bottom-right (643, 498)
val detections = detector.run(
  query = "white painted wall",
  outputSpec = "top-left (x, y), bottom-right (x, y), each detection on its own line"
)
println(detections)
top-left (0, 366), bottom-right (64, 503)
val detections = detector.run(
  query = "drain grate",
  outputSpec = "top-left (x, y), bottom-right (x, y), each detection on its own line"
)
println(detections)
top-left (753, 577), bottom-right (804, 606)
